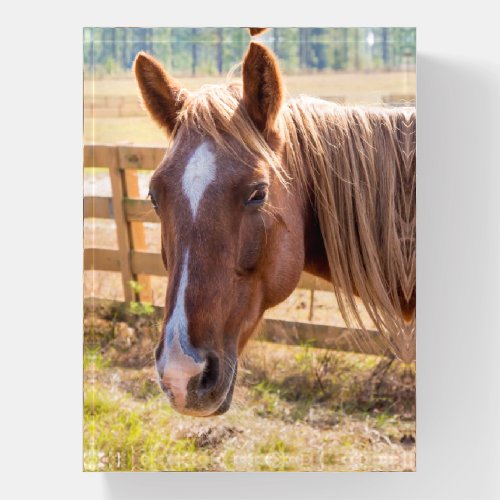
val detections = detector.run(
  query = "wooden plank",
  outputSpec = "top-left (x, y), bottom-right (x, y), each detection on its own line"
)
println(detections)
top-left (117, 145), bottom-right (166, 170)
top-left (296, 272), bottom-right (333, 292)
top-left (258, 318), bottom-right (387, 356)
top-left (83, 196), bottom-right (158, 223)
top-left (83, 144), bottom-right (117, 168)
top-left (131, 251), bottom-right (167, 277)
top-left (83, 95), bottom-right (107, 107)
top-left (124, 198), bottom-right (159, 223)
top-left (84, 248), bottom-right (332, 293)
top-left (106, 96), bottom-right (126, 107)
top-left (121, 164), bottom-right (153, 303)
top-left (84, 249), bottom-right (165, 277)
top-left (84, 106), bottom-right (144, 118)
top-left (126, 199), bottom-right (159, 223)
top-left (84, 248), bottom-right (120, 272)
top-left (83, 196), bottom-right (113, 219)
top-left (117, 106), bottom-right (147, 117)
top-left (120, 103), bottom-right (143, 113)
top-left (84, 108), bottom-right (121, 118)
top-left (107, 149), bottom-right (135, 302)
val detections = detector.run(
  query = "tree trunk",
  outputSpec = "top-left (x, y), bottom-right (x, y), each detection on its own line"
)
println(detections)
top-left (122, 29), bottom-right (128, 68)
top-left (382, 27), bottom-right (389, 69)
top-left (111, 28), bottom-right (117, 60)
top-left (191, 28), bottom-right (197, 77)
top-left (216, 28), bottom-right (223, 75)
top-left (299, 28), bottom-right (306, 69)
top-left (273, 28), bottom-right (279, 58)
top-left (354, 28), bottom-right (360, 71)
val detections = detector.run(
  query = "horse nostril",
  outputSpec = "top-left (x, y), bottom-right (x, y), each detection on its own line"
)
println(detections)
top-left (198, 352), bottom-right (219, 394)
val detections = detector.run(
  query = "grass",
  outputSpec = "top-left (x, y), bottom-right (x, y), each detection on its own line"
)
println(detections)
top-left (83, 305), bottom-right (416, 472)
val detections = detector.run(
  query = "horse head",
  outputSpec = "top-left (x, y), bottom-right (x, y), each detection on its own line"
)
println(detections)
top-left (134, 43), bottom-right (304, 415)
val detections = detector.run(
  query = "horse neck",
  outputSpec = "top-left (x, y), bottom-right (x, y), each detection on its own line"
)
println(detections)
top-left (281, 99), bottom-right (341, 282)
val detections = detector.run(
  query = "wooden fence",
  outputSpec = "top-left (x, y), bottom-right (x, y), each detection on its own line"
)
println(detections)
top-left (83, 144), bottom-right (387, 356)
top-left (84, 94), bottom-right (415, 118)
top-left (84, 95), bottom-right (144, 118)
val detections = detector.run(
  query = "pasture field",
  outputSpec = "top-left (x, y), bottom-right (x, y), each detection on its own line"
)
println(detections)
top-left (84, 301), bottom-right (415, 472)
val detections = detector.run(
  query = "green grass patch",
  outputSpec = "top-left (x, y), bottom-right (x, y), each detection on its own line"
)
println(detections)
top-left (84, 346), bottom-right (110, 370)
top-left (83, 312), bottom-right (415, 471)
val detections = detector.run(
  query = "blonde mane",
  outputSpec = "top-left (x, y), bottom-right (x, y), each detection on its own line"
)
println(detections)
top-left (174, 83), bottom-right (416, 361)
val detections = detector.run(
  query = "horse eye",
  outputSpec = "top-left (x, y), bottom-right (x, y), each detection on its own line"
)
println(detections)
top-left (245, 185), bottom-right (268, 205)
top-left (149, 192), bottom-right (159, 212)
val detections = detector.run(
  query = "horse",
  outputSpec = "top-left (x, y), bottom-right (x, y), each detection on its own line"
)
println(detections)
top-left (133, 41), bottom-right (416, 417)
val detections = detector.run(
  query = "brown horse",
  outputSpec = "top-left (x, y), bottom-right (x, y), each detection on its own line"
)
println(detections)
top-left (133, 42), bottom-right (416, 417)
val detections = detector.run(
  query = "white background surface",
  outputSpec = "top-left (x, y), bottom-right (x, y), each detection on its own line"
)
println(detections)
top-left (1, 1), bottom-right (499, 498)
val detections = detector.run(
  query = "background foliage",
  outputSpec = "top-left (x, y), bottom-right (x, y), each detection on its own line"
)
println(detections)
top-left (84, 27), bottom-right (416, 77)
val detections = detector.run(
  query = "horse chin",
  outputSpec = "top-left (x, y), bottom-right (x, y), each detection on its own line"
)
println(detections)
top-left (209, 363), bottom-right (238, 416)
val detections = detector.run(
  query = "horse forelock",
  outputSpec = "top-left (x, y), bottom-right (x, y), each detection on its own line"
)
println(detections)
top-left (172, 83), bottom-right (289, 186)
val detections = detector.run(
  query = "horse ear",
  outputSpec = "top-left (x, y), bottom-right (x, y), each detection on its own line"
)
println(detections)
top-left (242, 42), bottom-right (284, 134)
top-left (133, 52), bottom-right (187, 135)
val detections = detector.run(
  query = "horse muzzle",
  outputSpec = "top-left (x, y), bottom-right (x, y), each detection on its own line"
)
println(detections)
top-left (157, 349), bottom-right (237, 417)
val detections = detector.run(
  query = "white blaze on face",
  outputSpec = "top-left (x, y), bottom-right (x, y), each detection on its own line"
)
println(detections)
top-left (160, 251), bottom-right (205, 407)
top-left (159, 141), bottom-right (218, 408)
top-left (182, 141), bottom-right (217, 217)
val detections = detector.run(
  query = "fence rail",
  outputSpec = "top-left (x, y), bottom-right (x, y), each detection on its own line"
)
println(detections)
top-left (84, 144), bottom-right (387, 356)
top-left (83, 94), bottom-right (415, 118)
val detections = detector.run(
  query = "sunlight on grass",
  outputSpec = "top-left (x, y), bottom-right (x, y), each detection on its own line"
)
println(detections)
top-left (84, 349), bottom-right (415, 471)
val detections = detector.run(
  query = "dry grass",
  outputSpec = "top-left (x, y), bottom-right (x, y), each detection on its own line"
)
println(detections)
top-left (84, 305), bottom-right (415, 472)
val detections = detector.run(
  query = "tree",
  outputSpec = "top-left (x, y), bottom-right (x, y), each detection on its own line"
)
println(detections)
top-left (216, 28), bottom-right (223, 75)
top-left (83, 27), bottom-right (416, 76)
top-left (382, 28), bottom-right (389, 69)
top-left (273, 28), bottom-right (280, 58)
top-left (191, 28), bottom-right (198, 76)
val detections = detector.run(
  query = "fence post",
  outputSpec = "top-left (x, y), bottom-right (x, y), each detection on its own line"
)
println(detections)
top-left (308, 288), bottom-right (315, 321)
top-left (108, 147), bottom-right (135, 302)
top-left (118, 145), bottom-right (153, 303)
